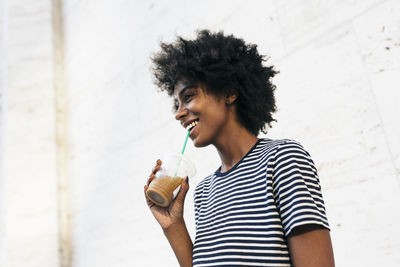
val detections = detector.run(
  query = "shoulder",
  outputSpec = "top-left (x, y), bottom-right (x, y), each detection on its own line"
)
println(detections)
top-left (272, 139), bottom-right (315, 167)
top-left (257, 138), bottom-right (309, 158)
top-left (258, 139), bottom-right (316, 175)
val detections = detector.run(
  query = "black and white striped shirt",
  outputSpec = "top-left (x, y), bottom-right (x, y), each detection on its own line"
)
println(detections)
top-left (192, 138), bottom-right (329, 266)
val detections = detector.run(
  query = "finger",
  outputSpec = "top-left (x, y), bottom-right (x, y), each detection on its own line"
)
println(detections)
top-left (144, 185), bottom-right (150, 201)
top-left (151, 165), bottom-right (160, 176)
top-left (146, 174), bottom-right (155, 186)
top-left (151, 160), bottom-right (162, 175)
top-left (144, 184), bottom-right (148, 196)
top-left (148, 159), bottom-right (162, 176)
top-left (174, 176), bottom-right (189, 204)
top-left (144, 185), bottom-right (156, 208)
top-left (144, 184), bottom-right (151, 199)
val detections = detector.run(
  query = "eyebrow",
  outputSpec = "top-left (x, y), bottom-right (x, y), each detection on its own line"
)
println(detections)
top-left (178, 85), bottom-right (195, 98)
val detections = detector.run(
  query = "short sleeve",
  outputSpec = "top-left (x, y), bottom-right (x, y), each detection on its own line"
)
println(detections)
top-left (193, 179), bottom-right (206, 231)
top-left (272, 140), bottom-right (330, 236)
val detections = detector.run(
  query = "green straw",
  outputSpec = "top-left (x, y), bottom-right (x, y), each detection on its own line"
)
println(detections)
top-left (174, 130), bottom-right (190, 177)
top-left (181, 130), bottom-right (190, 154)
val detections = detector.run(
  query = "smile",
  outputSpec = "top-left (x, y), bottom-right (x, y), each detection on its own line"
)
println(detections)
top-left (186, 120), bottom-right (199, 132)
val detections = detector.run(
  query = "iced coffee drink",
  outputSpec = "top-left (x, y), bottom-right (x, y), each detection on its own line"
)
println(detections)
top-left (146, 153), bottom-right (195, 207)
top-left (146, 176), bottom-right (184, 207)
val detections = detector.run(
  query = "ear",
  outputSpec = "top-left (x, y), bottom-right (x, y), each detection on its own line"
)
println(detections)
top-left (225, 94), bottom-right (237, 105)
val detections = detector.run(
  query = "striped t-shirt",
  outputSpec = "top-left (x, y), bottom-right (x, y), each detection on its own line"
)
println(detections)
top-left (192, 138), bottom-right (329, 267)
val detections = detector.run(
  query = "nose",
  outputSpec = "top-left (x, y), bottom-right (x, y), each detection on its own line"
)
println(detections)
top-left (175, 106), bottom-right (188, 121)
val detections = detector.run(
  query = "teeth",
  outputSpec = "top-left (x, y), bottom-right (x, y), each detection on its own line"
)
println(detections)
top-left (186, 120), bottom-right (198, 131)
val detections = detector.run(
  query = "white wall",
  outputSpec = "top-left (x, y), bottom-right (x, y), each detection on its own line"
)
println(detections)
top-left (0, 0), bottom-right (399, 266)
top-left (0, 0), bottom-right (60, 266)
top-left (63, 0), bottom-right (400, 266)
top-left (0, 0), bottom-right (7, 264)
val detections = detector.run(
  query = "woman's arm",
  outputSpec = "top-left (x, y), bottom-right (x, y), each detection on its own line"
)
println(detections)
top-left (287, 224), bottom-right (335, 267)
top-left (144, 160), bottom-right (193, 267)
top-left (163, 218), bottom-right (193, 267)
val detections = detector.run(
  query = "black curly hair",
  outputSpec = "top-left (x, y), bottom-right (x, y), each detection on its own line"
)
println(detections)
top-left (151, 29), bottom-right (278, 136)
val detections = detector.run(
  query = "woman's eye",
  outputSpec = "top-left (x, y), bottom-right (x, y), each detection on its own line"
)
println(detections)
top-left (184, 94), bottom-right (193, 101)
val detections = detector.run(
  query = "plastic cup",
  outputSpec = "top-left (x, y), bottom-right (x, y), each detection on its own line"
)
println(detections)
top-left (146, 153), bottom-right (196, 207)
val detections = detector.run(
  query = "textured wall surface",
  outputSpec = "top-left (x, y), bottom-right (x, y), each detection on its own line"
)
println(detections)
top-left (0, 0), bottom-right (6, 264)
top-left (0, 0), bottom-right (399, 267)
top-left (63, 1), bottom-right (400, 266)
top-left (0, 0), bottom-right (60, 266)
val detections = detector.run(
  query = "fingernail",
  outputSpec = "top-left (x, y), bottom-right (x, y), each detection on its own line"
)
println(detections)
top-left (185, 176), bottom-right (189, 183)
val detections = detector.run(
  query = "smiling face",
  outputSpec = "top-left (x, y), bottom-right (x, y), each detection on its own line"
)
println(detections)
top-left (173, 80), bottom-right (236, 148)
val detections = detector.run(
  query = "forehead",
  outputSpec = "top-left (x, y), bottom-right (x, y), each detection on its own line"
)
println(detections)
top-left (173, 81), bottom-right (224, 103)
top-left (173, 80), bottom-right (192, 97)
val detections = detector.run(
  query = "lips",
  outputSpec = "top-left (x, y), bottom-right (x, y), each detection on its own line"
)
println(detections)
top-left (186, 120), bottom-right (199, 132)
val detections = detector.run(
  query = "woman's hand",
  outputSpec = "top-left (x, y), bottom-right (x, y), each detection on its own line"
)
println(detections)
top-left (144, 160), bottom-right (194, 267)
top-left (144, 159), bottom-right (190, 230)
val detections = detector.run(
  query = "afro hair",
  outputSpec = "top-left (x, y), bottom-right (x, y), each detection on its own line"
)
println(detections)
top-left (151, 29), bottom-right (278, 136)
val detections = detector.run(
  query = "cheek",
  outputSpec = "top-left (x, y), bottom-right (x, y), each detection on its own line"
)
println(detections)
top-left (205, 108), bottom-right (227, 127)
top-left (187, 100), bottom-right (202, 113)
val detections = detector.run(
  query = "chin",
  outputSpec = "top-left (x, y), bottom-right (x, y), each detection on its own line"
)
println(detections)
top-left (192, 137), bottom-right (210, 148)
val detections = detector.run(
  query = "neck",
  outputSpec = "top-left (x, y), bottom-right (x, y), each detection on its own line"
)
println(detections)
top-left (214, 124), bottom-right (259, 173)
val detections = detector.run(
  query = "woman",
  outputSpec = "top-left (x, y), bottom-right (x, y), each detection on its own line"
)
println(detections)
top-left (145, 30), bottom-right (335, 267)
